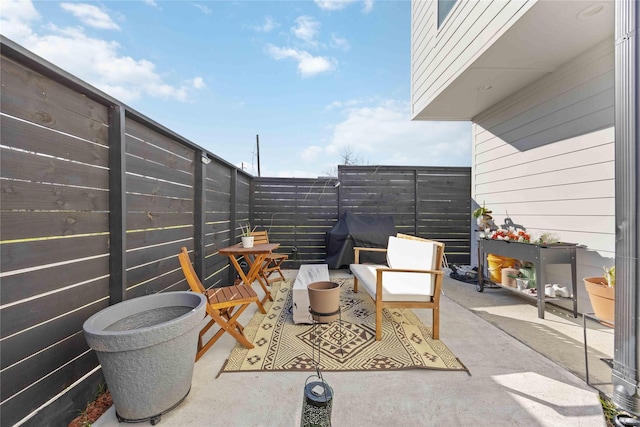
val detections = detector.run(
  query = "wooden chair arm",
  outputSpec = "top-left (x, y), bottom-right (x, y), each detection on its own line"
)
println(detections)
top-left (375, 268), bottom-right (444, 299)
top-left (353, 246), bottom-right (388, 264)
top-left (375, 267), bottom-right (444, 275)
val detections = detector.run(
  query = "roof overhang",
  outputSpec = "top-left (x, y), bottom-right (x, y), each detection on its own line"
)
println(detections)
top-left (413, 0), bottom-right (614, 121)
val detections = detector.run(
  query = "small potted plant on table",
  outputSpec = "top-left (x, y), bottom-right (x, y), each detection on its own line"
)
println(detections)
top-left (240, 223), bottom-right (255, 248)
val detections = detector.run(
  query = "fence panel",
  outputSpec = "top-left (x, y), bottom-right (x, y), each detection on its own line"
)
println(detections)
top-left (203, 160), bottom-right (234, 287)
top-left (337, 165), bottom-right (471, 264)
top-left (416, 167), bottom-right (471, 264)
top-left (252, 177), bottom-right (339, 267)
top-left (124, 119), bottom-right (195, 299)
top-left (0, 52), bottom-right (110, 427)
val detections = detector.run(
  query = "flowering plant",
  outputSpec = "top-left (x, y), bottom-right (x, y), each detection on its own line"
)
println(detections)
top-left (480, 226), bottom-right (531, 242)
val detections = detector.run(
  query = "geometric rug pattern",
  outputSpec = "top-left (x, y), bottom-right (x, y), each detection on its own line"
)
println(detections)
top-left (221, 278), bottom-right (468, 373)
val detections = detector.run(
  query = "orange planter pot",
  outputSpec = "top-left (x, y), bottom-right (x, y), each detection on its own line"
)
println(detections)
top-left (584, 277), bottom-right (615, 328)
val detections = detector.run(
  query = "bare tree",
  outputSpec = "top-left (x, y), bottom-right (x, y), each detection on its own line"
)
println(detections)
top-left (322, 146), bottom-right (368, 177)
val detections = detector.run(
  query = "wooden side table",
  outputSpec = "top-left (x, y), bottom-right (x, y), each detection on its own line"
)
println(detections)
top-left (219, 242), bottom-right (280, 306)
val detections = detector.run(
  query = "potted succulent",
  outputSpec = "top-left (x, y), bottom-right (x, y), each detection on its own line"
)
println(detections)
top-left (240, 223), bottom-right (255, 248)
top-left (472, 204), bottom-right (494, 230)
top-left (584, 266), bottom-right (615, 327)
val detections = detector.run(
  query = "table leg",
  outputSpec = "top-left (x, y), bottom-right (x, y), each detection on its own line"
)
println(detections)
top-left (534, 260), bottom-right (545, 319)
top-left (228, 255), bottom-right (248, 284)
top-left (583, 313), bottom-right (590, 385)
top-left (477, 244), bottom-right (485, 292)
top-left (570, 248), bottom-right (578, 318)
top-left (244, 254), bottom-right (273, 305)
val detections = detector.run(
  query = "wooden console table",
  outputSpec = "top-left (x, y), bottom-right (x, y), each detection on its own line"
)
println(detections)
top-left (477, 239), bottom-right (578, 319)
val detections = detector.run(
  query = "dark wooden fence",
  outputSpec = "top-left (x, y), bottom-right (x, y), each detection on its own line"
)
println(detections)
top-left (0, 37), bottom-right (251, 427)
top-left (252, 167), bottom-right (471, 267)
top-left (337, 165), bottom-right (471, 264)
top-left (251, 177), bottom-right (340, 265)
top-left (0, 36), bottom-right (470, 427)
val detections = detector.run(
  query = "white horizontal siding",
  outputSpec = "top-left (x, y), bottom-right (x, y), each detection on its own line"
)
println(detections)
top-left (411, 0), bottom-right (536, 117)
top-left (475, 138), bottom-right (614, 181)
top-left (470, 38), bottom-right (614, 313)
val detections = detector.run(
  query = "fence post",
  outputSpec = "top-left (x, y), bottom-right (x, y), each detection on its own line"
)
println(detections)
top-left (229, 169), bottom-right (238, 285)
top-left (194, 150), bottom-right (206, 283)
top-left (108, 105), bottom-right (126, 304)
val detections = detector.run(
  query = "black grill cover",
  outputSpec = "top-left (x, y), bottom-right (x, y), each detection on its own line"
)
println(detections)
top-left (325, 212), bottom-right (397, 269)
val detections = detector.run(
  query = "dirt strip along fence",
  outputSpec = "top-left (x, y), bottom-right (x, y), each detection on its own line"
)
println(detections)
top-left (0, 37), bottom-right (470, 427)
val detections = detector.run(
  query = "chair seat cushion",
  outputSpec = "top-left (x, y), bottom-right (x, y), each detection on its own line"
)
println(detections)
top-left (349, 264), bottom-right (433, 302)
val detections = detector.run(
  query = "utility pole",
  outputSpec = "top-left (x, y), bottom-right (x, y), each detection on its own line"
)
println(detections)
top-left (256, 134), bottom-right (261, 177)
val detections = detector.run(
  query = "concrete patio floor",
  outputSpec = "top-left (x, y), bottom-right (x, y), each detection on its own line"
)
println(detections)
top-left (95, 269), bottom-right (613, 426)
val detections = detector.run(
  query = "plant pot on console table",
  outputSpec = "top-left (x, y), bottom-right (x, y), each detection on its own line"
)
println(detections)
top-left (477, 239), bottom-right (579, 320)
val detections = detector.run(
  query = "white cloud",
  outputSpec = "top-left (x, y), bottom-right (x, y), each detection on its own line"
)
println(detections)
top-left (254, 16), bottom-right (278, 32)
top-left (60, 3), bottom-right (120, 30)
top-left (192, 77), bottom-right (206, 89)
top-left (143, 0), bottom-right (158, 6)
top-left (301, 145), bottom-right (323, 162)
top-left (324, 97), bottom-right (371, 111)
top-left (324, 100), bottom-right (471, 166)
top-left (0, 0), bottom-right (40, 41)
top-left (314, 0), bottom-right (373, 13)
top-left (314, 0), bottom-right (354, 11)
top-left (291, 16), bottom-right (320, 44)
top-left (362, 0), bottom-right (374, 13)
top-left (0, 1), bottom-right (205, 103)
top-left (192, 3), bottom-right (212, 14)
top-left (330, 34), bottom-right (350, 51)
top-left (266, 45), bottom-right (334, 77)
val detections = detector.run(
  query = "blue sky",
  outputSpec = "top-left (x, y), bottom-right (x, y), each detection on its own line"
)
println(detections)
top-left (1, 0), bottom-right (471, 177)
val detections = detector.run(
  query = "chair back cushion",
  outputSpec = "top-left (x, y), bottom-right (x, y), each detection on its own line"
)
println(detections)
top-left (383, 236), bottom-right (439, 298)
top-left (386, 236), bottom-right (437, 269)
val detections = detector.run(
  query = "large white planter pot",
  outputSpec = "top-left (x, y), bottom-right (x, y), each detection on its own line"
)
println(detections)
top-left (83, 292), bottom-right (206, 424)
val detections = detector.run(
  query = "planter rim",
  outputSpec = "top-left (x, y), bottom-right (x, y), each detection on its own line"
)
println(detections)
top-left (83, 291), bottom-right (206, 351)
top-left (308, 281), bottom-right (340, 291)
top-left (583, 276), bottom-right (611, 286)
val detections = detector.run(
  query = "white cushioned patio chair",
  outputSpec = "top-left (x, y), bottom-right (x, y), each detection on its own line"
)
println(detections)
top-left (349, 233), bottom-right (445, 341)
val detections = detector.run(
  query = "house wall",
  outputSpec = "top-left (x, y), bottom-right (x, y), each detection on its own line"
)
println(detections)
top-left (411, 0), bottom-right (536, 118)
top-left (471, 38), bottom-right (615, 312)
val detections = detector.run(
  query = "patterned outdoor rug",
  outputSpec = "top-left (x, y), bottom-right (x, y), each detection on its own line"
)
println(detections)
top-left (220, 278), bottom-right (468, 374)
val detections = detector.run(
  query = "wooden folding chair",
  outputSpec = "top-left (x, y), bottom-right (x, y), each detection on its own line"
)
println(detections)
top-left (250, 230), bottom-right (288, 284)
top-left (178, 247), bottom-right (265, 361)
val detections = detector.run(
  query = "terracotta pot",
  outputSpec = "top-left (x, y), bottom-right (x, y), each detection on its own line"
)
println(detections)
top-left (307, 281), bottom-right (341, 323)
top-left (584, 277), bottom-right (615, 328)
